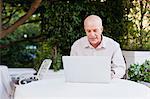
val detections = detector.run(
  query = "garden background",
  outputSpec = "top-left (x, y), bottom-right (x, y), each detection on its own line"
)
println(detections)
top-left (0, 0), bottom-right (149, 71)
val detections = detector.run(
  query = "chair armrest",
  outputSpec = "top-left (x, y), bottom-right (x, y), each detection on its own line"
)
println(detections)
top-left (18, 74), bottom-right (39, 85)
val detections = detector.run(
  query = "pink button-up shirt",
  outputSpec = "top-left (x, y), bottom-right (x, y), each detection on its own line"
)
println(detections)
top-left (70, 36), bottom-right (126, 78)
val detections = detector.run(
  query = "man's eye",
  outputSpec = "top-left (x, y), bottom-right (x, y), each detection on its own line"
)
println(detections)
top-left (93, 29), bottom-right (97, 32)
top-left (87, 30), bottom-right (91, 32)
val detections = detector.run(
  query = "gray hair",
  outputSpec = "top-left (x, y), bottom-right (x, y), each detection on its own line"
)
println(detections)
top-left (84, 15), bottom-right (103, 27)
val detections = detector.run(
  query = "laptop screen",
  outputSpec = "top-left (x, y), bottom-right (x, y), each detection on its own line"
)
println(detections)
top-left (62, 56), bottom-right (111, 83)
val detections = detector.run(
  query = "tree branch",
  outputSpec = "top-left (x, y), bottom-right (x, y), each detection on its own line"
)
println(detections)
top-left (0, 0), bottom-right (42, 39)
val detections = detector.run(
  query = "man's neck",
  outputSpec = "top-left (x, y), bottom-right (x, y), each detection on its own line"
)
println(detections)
top-left (91, 41), bottom-right (101, 48)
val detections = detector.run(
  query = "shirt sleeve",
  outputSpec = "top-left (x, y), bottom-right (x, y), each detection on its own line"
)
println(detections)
top-left (70, 43), bottom-right (78, 56)
top-left (111, 44), bottom-right (126, 78)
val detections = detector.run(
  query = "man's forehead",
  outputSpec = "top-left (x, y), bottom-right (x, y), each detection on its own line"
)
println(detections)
top-left (84, 20), bottom-right (102, 29)
top-left (84, 15), bottom-right (102, 26)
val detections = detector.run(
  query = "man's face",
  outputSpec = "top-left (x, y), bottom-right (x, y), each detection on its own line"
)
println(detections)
top-left (84, 21), bottom-right (103, 47)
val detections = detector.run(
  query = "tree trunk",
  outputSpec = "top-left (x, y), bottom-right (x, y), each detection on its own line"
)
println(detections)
top-left (0, 0), bottom-right (42, 39)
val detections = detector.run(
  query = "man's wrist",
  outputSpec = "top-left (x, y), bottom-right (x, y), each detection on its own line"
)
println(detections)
top-left (111, 70), bottom-right (115, 75)
top-left (111, 70), bottom-right (115, 79)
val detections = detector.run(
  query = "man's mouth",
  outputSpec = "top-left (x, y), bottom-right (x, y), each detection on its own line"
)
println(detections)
top-left (89, 38), bottom-right (97, 40)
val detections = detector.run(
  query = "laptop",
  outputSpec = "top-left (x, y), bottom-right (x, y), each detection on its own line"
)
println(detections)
top-left (62, 56), bottom-right (111, 83)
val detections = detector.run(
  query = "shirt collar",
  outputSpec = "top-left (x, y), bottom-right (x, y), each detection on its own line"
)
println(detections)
top-left (84, 35), bottom-right (107, 49)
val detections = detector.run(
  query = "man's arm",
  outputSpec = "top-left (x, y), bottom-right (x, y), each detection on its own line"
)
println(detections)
top-left (111, 45), bottom-right (126, 78)
top-left (70, 44), bottom-right (78, 56)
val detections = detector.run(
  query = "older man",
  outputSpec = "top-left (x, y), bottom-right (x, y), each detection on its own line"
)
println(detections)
top-left (70, 15), bottom-right (126, 78)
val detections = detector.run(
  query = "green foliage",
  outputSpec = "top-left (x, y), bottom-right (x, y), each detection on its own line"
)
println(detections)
top-left (36, 0), bottom-right (127, 70)
top-left (2, 0), bottom-right (138, 70)
top-left (52, 52), bottom-right (62, 71)
top-left (0, 24), bottom-right (40, 68)
top-left (42, 0), bottom-right (126, 56)
top-left (33, 38), bottom-right (62, 71)
top-left (1, 0), bottom-right (41, 68)
top-left (120, 0), bottom-right (150, 51)
top-left (1, 0), bottom-right (128, 70)
top-left (33, 40), bottom-right (51, 71)
top-left (128, 60), bottom-right (150, 82)
top-left (0, 43), bottom-right (36, 68)
top-left (2, 0), bottom-right (32, 27)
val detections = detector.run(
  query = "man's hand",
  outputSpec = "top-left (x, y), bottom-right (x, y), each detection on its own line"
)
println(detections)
top-left (111, 70), bottom-right (115, 79)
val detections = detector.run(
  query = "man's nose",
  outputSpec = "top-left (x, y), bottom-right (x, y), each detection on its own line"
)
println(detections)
top-left (89, 32), bottom-right (96, 37)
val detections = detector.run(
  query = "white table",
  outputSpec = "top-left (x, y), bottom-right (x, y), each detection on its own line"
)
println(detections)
top-left (14, 70), bottom-right (150, 99)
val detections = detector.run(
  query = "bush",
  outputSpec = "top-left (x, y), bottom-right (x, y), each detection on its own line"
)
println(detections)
top-left (128, 60), bottom-right (150, 82)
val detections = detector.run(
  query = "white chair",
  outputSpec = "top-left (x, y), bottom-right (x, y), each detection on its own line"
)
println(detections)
top-left (18, 59), bottom-right (52, 85)
top-left (0, 65), bottom-right (15, 99)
